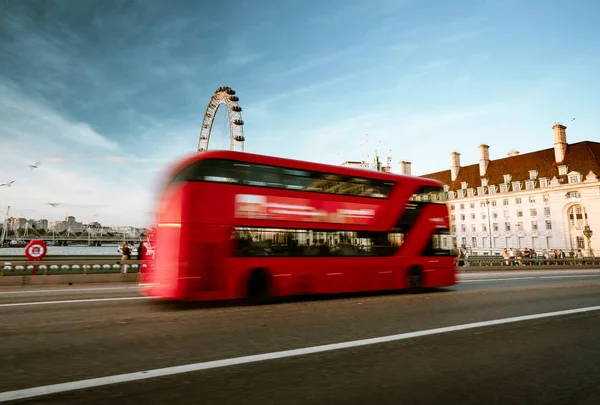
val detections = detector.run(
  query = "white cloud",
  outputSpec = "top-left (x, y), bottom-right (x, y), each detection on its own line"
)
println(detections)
top-left (0, 80), bottom-right (118, 151)
top-left (0, 80), bottom-right (156, 227)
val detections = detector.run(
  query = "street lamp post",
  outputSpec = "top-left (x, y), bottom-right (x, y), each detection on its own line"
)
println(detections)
top-left (583, 225), bottom-right (594, 257)
top-left (486, 199), bottom-right (493, 255)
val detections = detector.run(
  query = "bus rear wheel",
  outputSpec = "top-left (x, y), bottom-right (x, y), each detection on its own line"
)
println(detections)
top-left (247, 269), bottom-right (271, 305)
top-left (408, 266), bottom-right (423, 293)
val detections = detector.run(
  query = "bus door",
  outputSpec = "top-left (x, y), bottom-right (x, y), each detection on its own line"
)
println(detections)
top-left (186, 224), bottom-right (229, 294)
top-left (398, 203), bottom-right (453, 283)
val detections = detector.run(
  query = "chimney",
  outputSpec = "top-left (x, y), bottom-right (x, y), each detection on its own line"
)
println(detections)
top-left (399, 161), bottom-right (412, 175)
top-left (450, 152), bottom-right (461, 181)
top-left (553, 124), bottom-right (567, 163)
top-left (478, 144), bottom-right (490, 177)
top-left (386, 156), bottom-right (392, 173)
top-left (507, 150), bottom-right (520, 157)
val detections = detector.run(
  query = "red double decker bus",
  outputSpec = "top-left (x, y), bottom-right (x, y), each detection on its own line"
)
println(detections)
top-left (141, 150), bottom-right (456, 302)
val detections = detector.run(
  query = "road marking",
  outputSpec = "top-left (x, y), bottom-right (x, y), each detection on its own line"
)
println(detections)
top-left (1, 305), bottom-right (599, 402)
top-left (0, 296), bottom-right (149, 308)
top-left (460, 274), bottom-right (600, 283)
top-left (0, 286), bottom-right (140, 295)
top-left (1, 274), bottom-right (597, 301)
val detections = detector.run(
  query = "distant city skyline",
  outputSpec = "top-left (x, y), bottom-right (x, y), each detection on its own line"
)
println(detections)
top-left (1, 213), bottom-right (145, 234)
top-left (1, 0), bottom-right (600, 227)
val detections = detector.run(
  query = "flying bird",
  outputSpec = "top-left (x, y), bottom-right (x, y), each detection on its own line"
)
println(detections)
top-left (29, 161), bottom-right (41, 169)
top-left (0, 181), bottom-right (15, 187)
top-left (571, 118), bottom-right (576, 121)
top-left (46, 202), bottom-right (61, 207)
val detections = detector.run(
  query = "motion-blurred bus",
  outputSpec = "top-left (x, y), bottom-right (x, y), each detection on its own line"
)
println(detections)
top-left (141, 151), bottom-right (456, 302)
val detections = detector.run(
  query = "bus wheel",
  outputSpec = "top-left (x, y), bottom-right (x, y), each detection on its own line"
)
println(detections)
top-left (247, 269), bottom-right (270, 305)
top-left (408, 266), bottom-right (423, 293)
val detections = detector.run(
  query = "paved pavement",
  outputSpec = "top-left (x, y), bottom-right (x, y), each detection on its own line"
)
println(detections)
top-left (1, 270), bottom-right (599, 404)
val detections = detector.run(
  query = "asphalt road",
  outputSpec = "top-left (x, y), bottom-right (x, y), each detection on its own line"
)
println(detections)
top-left (1, 270), bottom-right (600, 404)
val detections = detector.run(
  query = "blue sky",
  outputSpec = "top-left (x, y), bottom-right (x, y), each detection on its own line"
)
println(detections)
top-left (1, 0), bottom-right (599, 227)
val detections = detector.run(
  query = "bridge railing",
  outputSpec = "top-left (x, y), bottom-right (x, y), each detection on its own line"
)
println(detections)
top-left (2, 236), bottom-right (142, 242)
top-left (0, 259), bottom-right (144, 276)
top-left (458, 257), bottom-right (600, 270)
top-left (2, 257), bottom-right (600, 277)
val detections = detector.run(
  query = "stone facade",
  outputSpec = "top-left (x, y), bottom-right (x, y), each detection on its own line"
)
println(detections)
top-left (420, 124), bottom-right (600, 256)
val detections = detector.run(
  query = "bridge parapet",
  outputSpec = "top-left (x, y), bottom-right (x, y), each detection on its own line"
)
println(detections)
top-left (1, 259), bottom-right (144, 277)
top-left (1, 257), bottom-right (599, 278)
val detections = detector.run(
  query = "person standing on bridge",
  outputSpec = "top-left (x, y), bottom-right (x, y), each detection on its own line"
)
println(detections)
top-left (121, 242), bottom-right (131, 273)
top-left (137, 240), bottom-right (146, 261)
top-left (137, 240), bottom-right (147, 274)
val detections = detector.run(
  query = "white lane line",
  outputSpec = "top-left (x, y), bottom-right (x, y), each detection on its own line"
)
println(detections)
top-left (0, 297), bottom-right (149, 308)
top-left (0, 286), bottom-right (140, 295)
top-left (460, 274), bottom-right (600, 283)
top-left (1, 305), bottom-right (599, 403)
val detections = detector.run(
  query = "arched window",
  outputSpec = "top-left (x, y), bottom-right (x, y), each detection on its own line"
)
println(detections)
top-left (568, 205), bottom-right (587, 231)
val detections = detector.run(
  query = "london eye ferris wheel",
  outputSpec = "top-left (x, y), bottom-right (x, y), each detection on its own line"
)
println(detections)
top-left (197, 86), bottom-right (245, 153)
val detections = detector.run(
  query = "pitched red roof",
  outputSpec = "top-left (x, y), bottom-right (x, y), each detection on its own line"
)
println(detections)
top-left (420, 141), bottom-right (600, 190)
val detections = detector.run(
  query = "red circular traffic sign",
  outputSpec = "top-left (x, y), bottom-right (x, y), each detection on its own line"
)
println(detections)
top-left (25, 240), bottom-right (48, 261)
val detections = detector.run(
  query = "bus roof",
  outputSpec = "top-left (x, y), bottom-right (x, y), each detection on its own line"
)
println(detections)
top-left (165, 150), bottom-right (443, 187)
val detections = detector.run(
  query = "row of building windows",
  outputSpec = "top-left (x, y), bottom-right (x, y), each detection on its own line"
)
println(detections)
top-left (452, 220), bottom-right (553, 233)
top-left (451, 196), bottom-right (552, 211)
top-left (457, 234), bottom-right (558, 250)
top-left (451, 205), bottom-right (589, 235)
top-left (452, 207), bottom-right (552, 222)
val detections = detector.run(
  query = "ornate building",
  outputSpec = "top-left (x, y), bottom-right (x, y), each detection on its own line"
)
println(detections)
top-left (341, 154), bottom-right (395, 173)
top-left (420, 124), bottom-right (600, 256)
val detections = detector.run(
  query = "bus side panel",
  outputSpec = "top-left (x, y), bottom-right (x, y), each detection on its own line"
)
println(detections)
top-left (393, 256), bottom-right (455, 289)
top-left (226, 255), bottom-right (405, 299)
top-left (423, 258), bottom-right (456, 288)
top-left (227, 257), bottom-right (319, 299)
top-left (347, 256), bottom-right (399, 292)
top-left (371, 257), bottom-right (403, 291)
top-left (273, 258), bottom-right (316, 296)
top-left (281, 257), bottom-right (362, 296)
top-left (227, 256), bottom-right (361, 298)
